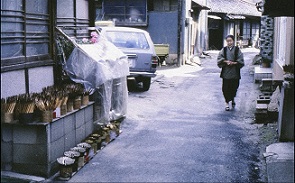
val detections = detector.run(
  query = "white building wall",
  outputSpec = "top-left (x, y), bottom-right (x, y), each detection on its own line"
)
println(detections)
top-left (1, 66), bottom-right (54, 98)
top-left (28, 66), bottom-right (54, 93)
top-left (1, 70), bottom-right (26, 98)
top-left (273, 17), bottom-right (294, 80)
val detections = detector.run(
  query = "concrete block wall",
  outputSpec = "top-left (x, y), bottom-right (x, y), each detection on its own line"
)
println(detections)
top-left (260, 15), bottom-right (274, 61)
top-left (1, 102), bottom-right (94, 178)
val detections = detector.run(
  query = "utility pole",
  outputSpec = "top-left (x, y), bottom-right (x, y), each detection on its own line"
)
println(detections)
top-left (177, 0), bottom-right (182, 67)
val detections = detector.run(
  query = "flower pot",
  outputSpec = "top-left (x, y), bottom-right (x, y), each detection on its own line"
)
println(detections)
top-left (103, 128), bottom-right (111, 143)
top-left (42, 110), bottom-right (53, 123)
top-left (57, 157), bottom-right (75, 179)
top-left (90, 134), bottom-right (102, 150)
top-left (67, 100), bottom-right (74, 112)
top-left (19, 113), bottom-right (34, 124)
top-left (85, 139), bottom-right (96, 157)
top-left (3, 113), bottom-right (14, 123)
top-left (77, 143), bottom-right (91, 163)
top-left (73, 97), bottom-right (81, 110)
top-left (64, 151), bottom-right (80, 172)
top-left (61, 104), bottom-right (67, 116)
top-left (261, 62), bottom-right (270, 68)
top-left (81, 95), bottom-right (89, 106)
top-left (70, 147), bottom-right (86, 169)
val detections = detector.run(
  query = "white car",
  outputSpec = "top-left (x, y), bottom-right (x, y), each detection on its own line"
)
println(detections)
top-left (99, 27), bottom-right (158, 91)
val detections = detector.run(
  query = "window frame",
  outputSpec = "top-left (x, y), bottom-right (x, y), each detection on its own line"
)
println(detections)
top-left (102, 0), bottom-right (148, 27)
top-left (1, 0), bottom-right (55, 73)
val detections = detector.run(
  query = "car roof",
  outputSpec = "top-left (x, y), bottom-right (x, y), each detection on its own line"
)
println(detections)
top-left (99, 26), bottom-right (148, 34)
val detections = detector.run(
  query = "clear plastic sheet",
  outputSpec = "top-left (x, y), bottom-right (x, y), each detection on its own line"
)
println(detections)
top-left (55, 27), bottom-right (129, 123)
top-left (92, 78), bottom-right (128, 123)
top-left (64, 40), bottom-right (129, 89)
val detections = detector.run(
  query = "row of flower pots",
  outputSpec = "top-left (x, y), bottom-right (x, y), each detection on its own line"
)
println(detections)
top-left (57, 121), bottom-right (121, 180)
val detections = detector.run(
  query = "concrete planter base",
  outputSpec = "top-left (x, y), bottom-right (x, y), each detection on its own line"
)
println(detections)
top-left (1, 102), bottom-right (94, 178)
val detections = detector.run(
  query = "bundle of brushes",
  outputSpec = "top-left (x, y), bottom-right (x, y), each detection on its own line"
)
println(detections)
top-left (61, 91), bottom-right (69, 106)
top-left (17, 93), bottom-right (37, 114)
top-left (1, 96), bottom-right (17, 114)
top-left (35, 90), bottom-right (65, 111)
top-left (82, 88), bottom-right (94, 96)
top-left (47, 85), bottom-right (69, 105)
top-left (64, 84), bottom-right (84, 99)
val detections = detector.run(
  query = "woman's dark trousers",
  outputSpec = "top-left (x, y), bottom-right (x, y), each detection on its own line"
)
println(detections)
top-left (222, 79), bottom-right (240, 103)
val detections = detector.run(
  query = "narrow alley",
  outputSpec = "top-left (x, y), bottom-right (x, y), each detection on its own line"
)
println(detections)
top-left (68, 49), bottom-right (263, 182)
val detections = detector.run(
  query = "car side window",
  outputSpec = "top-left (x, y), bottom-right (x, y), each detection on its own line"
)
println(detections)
top-left (105, 31), bottom-right (150, 49)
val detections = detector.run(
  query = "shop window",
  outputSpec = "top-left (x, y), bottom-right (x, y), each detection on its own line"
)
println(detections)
top-left (1, 0), bottom-right (51, 67)
top-left (103, 0), bottom-right (147, 26)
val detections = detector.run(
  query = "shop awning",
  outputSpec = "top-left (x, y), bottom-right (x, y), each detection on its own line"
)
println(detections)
top-left (192, 0), bottom-right (210, 10)
top-left (226, 14), bottom-right (246, 19)
top-left (262, 0), bottom-right (294, 17)
top-left (208, 15), bottom-right (222, 20)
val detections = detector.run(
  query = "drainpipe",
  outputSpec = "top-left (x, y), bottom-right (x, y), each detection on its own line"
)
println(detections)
top-left (177, 0), bottom-right (183, 66)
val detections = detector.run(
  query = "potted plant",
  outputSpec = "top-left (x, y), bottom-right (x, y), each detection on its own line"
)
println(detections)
top-left (261, 59), bottom-right (272, 68)
top-left (283, 64), bottom-right (294, 82)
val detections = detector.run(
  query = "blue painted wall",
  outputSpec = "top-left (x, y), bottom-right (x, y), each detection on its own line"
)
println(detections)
top-left (147, 11), bottom-right (178, 54)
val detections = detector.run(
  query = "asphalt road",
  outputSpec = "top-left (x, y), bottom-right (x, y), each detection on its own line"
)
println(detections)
top-left (68, 48), bottom-right (263, 182)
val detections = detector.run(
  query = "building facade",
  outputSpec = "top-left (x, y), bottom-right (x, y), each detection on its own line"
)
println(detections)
top-left (1, 0), bottom-right (100, 176)
top-left (95, 0), bottom-right (209, 65)
top-left (207, 0), bottom-right (261, 50)
top-left (1, 0), bottom-right (95, 98)
top-left (256, 0), bottom-right (294, 141)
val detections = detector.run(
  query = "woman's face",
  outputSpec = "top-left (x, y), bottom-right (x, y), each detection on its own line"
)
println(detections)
top-left (226, 38), bottom-right (234, 47)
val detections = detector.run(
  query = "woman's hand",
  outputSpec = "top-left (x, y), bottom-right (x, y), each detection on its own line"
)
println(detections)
top-left (224, 60), bottom-right (231, 65)
top-left (225, 60), bottom-right (237, 66)
top-left (230, 61), bottom-right (237, 65)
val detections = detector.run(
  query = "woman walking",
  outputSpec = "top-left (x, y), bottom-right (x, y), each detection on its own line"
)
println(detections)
top-left (217, 35), bottom-right (244, 111)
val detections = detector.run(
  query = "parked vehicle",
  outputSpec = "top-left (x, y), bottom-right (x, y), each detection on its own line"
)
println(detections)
top-left (98, 27), bottom-right (157, 91)
top-left (154, 44), bottom-right (169, 66)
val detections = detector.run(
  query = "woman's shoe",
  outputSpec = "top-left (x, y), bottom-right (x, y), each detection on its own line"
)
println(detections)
top-left (225, 103), bottom-right (230, 111)
top-left (232, 102), bottom-right (236, 108)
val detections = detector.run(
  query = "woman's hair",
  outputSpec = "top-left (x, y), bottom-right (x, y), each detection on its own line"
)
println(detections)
top-left (225, 35), bottom-right (235, 41)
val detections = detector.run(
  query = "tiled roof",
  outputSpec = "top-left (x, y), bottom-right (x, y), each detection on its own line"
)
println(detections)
top-left (207, 0), bottom-right (262, 17)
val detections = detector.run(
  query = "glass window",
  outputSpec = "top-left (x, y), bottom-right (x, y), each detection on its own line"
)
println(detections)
top-left (1, 0), bottom-right (50, 61)
top-left (243, 21), bottom-right (251, 39)
top-left (1, 0), bottom-right (25, 59)
top-left (105, 31), bottom-right (150, 49)
top-left (103, 0), bottom-right (147, 26)
top-left (56, 0), bottom-right (89, 37)
top-left (151, 0), bottom-right (177, 12)
top-left (25, 0), bottom-right (49, 56)
top-left (56, 0), bottom-right (74, 18)
top-left (251, 22), bottom-right (260, 39)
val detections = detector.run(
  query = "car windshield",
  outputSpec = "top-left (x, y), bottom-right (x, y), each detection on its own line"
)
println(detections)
top-left (105, 31), bottom-right (150, 49)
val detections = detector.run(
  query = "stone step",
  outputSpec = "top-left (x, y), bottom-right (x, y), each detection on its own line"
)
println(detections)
top-left (256, 103), bottom-right (268, 110)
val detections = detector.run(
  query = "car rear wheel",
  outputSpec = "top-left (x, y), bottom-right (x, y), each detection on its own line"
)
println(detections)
top-left (141, 77), bottom-right (151, 91)
top-left (128, 77), bottom-right (151, 92)
top-left (127, 80), bottom-right (137, 92)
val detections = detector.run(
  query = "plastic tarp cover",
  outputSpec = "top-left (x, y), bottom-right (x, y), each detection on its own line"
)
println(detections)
top-left (93, 78), bottom-right (128, 124)
top-left (65, 38), bottom-right (129, 89)
top-left (63, 36), bottom-right (129, 124)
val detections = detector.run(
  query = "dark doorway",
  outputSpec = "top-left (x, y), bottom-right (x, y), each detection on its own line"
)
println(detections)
top-left (208, 18), bottom-right (223, 50)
